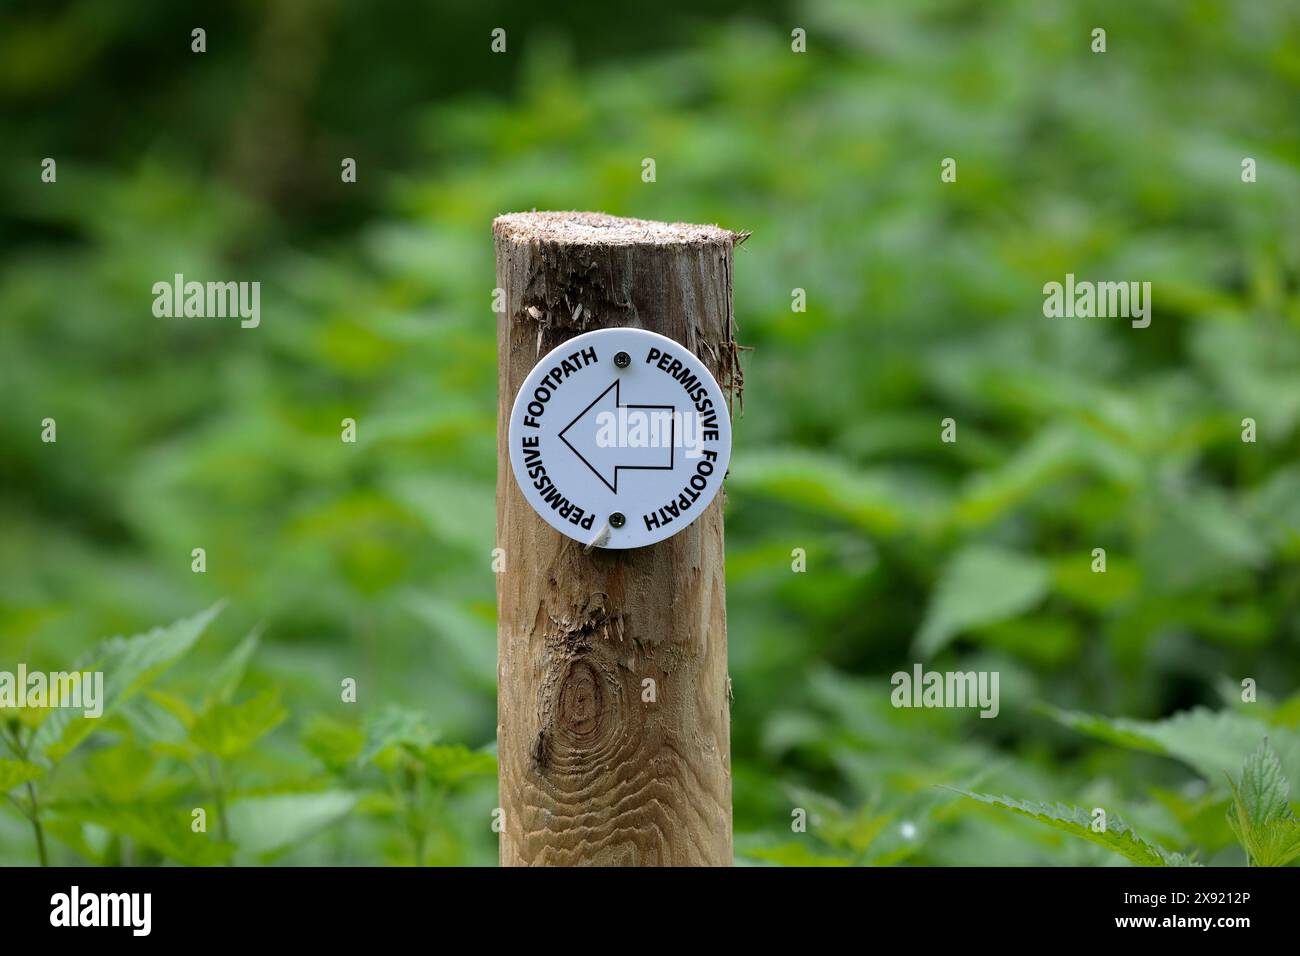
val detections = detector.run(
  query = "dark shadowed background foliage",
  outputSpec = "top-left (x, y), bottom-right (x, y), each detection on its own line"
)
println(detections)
top-left (2, 0), bottom-right (1298, 866)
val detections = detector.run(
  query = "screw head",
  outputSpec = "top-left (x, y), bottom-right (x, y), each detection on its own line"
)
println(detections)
top-left (609, 512), bottom-right (626, 529)
top-left (614, 351), bottom-right (631, 368)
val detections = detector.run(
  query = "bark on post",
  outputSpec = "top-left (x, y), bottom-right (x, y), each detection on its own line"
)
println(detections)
top-left (493, 211), bottom-right (743, 866)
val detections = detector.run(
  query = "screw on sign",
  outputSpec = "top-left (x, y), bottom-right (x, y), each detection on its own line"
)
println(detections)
top-left (494, 211), bottom-right (744, 866)
top-left (509, 326), bottom-right (732, 550)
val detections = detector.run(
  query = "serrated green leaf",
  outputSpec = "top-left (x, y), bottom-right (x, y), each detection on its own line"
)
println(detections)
top-left (1231, 817), bottom-right (1300, 868)
top-left (1051, 706), bottom-right (1300, 785)
top-left (1226, 741), bottom-right (1300, 867)
top-left (32, 603), bottom-right (223, 763)
top-left (915, 545), bottom-right (1050, 655)
top-left (948, 789), bottom-right (1199, 867)
top-left (205, 626), bottom-right (262, 706)
top-left (190, 688), bottom-right (287, 759)
top-left (1231, 741), bottom-right (1290, 823)
top-left (117, 693), bottom-right (193, 751)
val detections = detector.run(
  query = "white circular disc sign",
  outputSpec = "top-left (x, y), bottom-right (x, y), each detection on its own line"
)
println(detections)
top-left (508, 327), bottom-right (732, 549)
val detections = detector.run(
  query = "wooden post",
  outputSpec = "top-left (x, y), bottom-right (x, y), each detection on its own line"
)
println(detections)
top-left (493, 211), bottom-right (743, 866)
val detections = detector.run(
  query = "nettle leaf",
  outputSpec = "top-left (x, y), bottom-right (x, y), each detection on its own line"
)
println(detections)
top-left (726, 450), bottom-right (917, 535)
top-left (948, 789), bottom-right (1199, 867)
top-left (388, 474), bottom-right (494, 553)
top-left (302, 715), bottom-right (365, 770)
top-left (0, 758), bottom-right (44, 792)
top-left (951, 426), bottom-right (1088, 529)
top-left (145, 689), bottom-right (197, 729)
top-left (360, 705), bottom-right (437, 767)
top-left (416, 744), bottom-right (496, 785)
top-left (85, 741), bottom-right (156, 803)
top-left (205, 626), bottom-right (262, 706)
top-left (32, 603), bottom-right (223, 763)
top-left (785, 785), bottom-right (892, 855)
top-left (225, 791), bottom-right (357, 857)
top-left (116, 692), bottom-right (195, 757)
top-left (1051, 707), bottom-right (1300, 785)
top-left (1226, 742), bottom-right (1300, 867)
top-left (1231, 741), bottom-right (1290, 821)
top-left (1140, 486), bottom-right (1268, 593)
top-left (190, 688), bottom-right (287, 759)
top-left (915, 545), bottom-right (1050, 655)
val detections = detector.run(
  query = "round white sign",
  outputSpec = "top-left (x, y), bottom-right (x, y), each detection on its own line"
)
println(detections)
top-left (508, 327), bottom-right (732, 549)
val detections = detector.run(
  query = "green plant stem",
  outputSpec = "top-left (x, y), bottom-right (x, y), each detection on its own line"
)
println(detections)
top-left (390, 768), bottom-right (426, 866)
top-left (25, 778), bottom-right (49, 867)
top-left (5, 724), bottom-right (49, 867)
top-left (206, 755), bottom-right (232, 850)
top-left (412, 822), bottom-right (426, 867)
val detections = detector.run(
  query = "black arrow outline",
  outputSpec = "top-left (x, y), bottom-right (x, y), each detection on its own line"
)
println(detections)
top-left (558, 380), bottom-right (675, 493)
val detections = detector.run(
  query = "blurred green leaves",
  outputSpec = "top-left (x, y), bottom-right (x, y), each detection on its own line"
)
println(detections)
top-left (31, 603), bottom-right (224, 763)
top-left (189, 689), bottom-right (288, 760)
top-left (916, 546), bottom-right (1050, 656)
top-left (0, 759), bottom-right (43, 793)
top-left (1051, 707), bottom-right (1300, 786)
top-left (226, 792), bottom-right (357, 859)
top-left (3, 0), bottom-right (1299, 865)
top-left (947, 790), bottom-right (1198, 867)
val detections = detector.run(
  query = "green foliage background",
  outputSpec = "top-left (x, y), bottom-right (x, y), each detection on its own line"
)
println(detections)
top-left (2, 0), bottom-right (1299, 865)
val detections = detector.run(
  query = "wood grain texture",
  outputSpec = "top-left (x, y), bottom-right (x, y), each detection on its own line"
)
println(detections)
top-left (494, 212), bottom-right (742, 866)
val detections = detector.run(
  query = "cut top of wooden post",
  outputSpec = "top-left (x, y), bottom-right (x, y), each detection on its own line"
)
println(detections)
top-left (493, 210), bottom-right (744, 248)
top-left (493, 209), bottom-right (747, 412)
